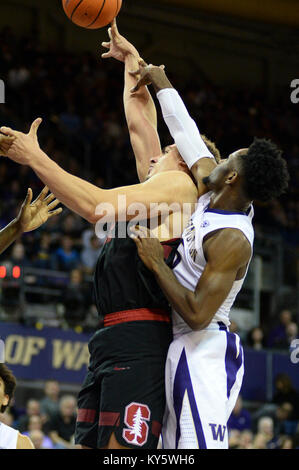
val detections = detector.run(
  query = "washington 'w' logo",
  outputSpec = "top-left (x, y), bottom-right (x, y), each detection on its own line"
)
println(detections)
top-left (209, 423), bottom-right (226, 442)
top-left (122, 402), bottom-right (151, 446)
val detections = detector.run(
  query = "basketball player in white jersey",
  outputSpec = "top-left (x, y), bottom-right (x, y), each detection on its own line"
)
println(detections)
top-left (130, 64), bottom-right (289, 449)
top-left (0, 364), bottom-right (34, 449)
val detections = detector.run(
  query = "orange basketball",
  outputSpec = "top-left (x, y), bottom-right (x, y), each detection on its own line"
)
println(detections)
top-left (62, 0), bottom-right (122, 30)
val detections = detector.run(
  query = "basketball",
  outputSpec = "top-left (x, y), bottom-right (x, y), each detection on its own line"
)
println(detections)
top-left (62, 0), bottom-right (122, 30)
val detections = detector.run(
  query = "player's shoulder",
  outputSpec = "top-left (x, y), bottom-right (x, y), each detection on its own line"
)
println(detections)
top-left (17, 432), bottom-right (35, 449)
top-left (205, 227), bottom-right (251, 263)
top-left (149, 171), bottom-right (197, 198)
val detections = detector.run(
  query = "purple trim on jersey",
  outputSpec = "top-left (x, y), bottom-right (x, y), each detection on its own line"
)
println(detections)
top-left (217, 321), bottom-right (228, 331)
top-left (224, 332), bottom-right (243, 399)
top-left (205, 206), bottom-right (247, 216)
top-left (173, 348), bottom-right (207, 449)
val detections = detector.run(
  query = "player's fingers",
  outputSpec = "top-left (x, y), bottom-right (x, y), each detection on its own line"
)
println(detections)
top-left (44, 192), bottom-right (55, 203)
top-left (130, 78), bottom-right (146, 93)
top-left (0, 126), bottom-right (17, 137)
top-left (138, 58), bottom-right (148, 68)
top-left (130, 233), bottom-right (142, 249)
top-left (47, 198), bottom-right (61, 211)
top-left (128, 68), bottom-right (140, 77)
top-left (160, 64), bottom-right (165, 70)
top-left (34, 185), bottom-right (49, 203)
top-left (111, 18), bottom-right (119, 35)
top-left (48, 207), bottom-right (63, 218)
top-left (0, 134), bottom-right (15, 143)
top-left (101, 41), bottom-right (110, 49)
top-left (29, 117), bottom-right (42, 137)
top-left (108, 27), bottom-right (112, 40)
top-left (23, 188), bottom-right (33, 207)
top-left (101, 52), bottom-right (111, 59)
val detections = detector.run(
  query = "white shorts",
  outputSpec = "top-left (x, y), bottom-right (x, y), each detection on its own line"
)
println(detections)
top-left (161, 322), bottom-right (244, 449)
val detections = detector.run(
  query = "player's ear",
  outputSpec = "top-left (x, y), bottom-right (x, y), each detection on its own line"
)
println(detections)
top-left (225, 170), bottom-right (238, 185)
top-left (2, 394), bottom-right (9, 407)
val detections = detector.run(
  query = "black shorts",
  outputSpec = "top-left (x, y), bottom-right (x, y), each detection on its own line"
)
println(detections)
top-left (75, 357), bottom-right (167, 449)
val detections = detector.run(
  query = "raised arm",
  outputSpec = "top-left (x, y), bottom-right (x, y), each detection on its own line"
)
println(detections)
top-left (131, 226), bottom-right (251, 331)
top-left (0, 121), bottom-right (196, 225)
top-left (0, 184), bottom-right (61, 255)
top-left (101, 20), bottom-right (161, 182)
top-left (131, 62), bottom-right (217, 194)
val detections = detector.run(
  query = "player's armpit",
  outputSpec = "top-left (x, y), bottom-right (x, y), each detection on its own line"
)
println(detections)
top-left (17, 433), bottom-right (35, 449)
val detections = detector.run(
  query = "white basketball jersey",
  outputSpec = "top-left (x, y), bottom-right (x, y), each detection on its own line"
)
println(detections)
top-left (172, 192), bottom-right (254, 336)
top-left (0, 422), bottom-right (18, 449)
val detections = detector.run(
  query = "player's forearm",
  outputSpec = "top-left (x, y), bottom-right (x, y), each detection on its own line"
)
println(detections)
top-left (124, 54), bottom-right (161, 181)
top-left (29, 149), bottom-right (102, 223)
top-left (156, 87), bottom-right (214, 172)
top-left (124, 54), bottom-right (157, 129)
top-left (152, 260), bottom-right (210, 330)
top-left (0, 218), bottom-right (23, 255)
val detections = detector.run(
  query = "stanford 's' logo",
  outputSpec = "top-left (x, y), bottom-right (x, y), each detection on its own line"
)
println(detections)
top-left (122, 402), bottom-right (151, 446)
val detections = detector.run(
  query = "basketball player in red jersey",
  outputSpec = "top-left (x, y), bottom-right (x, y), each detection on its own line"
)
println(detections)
top-left (0, 23), bottom-right (219, 448)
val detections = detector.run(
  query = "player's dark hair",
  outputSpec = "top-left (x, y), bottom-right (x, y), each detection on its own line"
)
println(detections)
top-left (0, 363), bottom-right (16, 413)
top-left (201, 134), bottom-right (221, 163)
top-left (240, 138), bottom-right (289, 202)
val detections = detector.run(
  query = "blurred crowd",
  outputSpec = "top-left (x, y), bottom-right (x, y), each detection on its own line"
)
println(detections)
top-left (228, 373), bottom-right (299, 449)
top-left (0, 372), bottom-right (299, 449)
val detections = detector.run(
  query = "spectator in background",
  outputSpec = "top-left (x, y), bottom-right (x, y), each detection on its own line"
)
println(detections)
top-left (246, 326), bottom-right (265, 350)
top-left (39, 380), bottom-right (60, 423)
top-left (278, 436), bottom-right (294, 449)
top-left (273, 374), bottom-right (299, 421)
top-left (252, 432), bottom-right (268, 449)
top-left (61, 212), bottom-right (85, 243)
top-left (9, 241), bottom-right (30, 268)
top-left (266, 309), bottom-right (293, 349)
top-left (80, 233), bottom-right (104, 274)
top-left (62, 268), bottom-right (91, 328)
top-left (286, 322), bottom-right (299, 349)
top-left (252, 402), bottom-right (295, 437)
top-left (52, 235), bottom-right (79, 272)
top-left (238, 429), bottom-right (254, 449)
top-left (23, 415), bottom-right (53, 449)
top-left (33, 233), bottom-right (53, 270)
top-left (257, 416), bottom-right (277, 448)
top-left (16, 399), bottom-right (43, 433)
top-left (228, 395), bottom-right (252, 432)
top-left (29, 430), bottom-right (47, 450)
top-left (48, 395), bottom-right (77, 449)
top-left (228, 429), bottom-right (240, 449)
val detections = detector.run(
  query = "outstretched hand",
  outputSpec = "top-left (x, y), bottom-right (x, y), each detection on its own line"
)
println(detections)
top-left (101, 18), bottom-right (139, 62)
top-left (0, 118), bottom-right (43, 165)
top-left (17, 186), bottom-right (62, 233)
